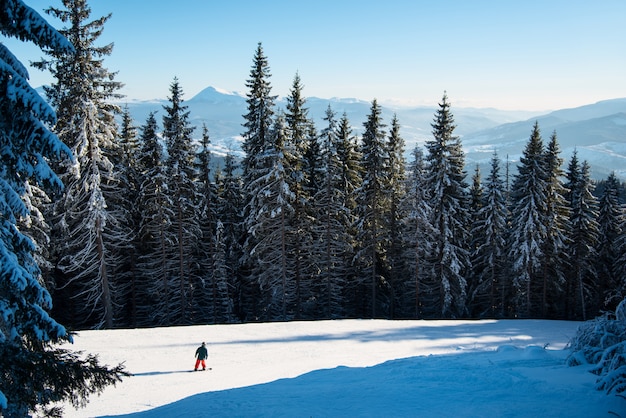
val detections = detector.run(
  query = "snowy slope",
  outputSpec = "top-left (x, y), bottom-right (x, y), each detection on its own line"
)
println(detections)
top-left (57, 319), bottom-right (625, 417)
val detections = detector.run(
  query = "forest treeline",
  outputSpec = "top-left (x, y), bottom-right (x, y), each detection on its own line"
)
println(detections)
top-left (24, 4), bottom-right (626, 329)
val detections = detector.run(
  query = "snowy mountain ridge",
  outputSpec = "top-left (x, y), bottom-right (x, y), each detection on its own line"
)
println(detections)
top-left (114, 87), bottom-right (626, 180)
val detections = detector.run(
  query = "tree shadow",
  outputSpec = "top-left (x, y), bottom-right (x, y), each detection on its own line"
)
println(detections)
top-left (132, 370), bottom-right (193, 377)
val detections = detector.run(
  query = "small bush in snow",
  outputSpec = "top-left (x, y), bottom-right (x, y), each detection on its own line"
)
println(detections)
top-left (567, 298), bottom-right (626, 394)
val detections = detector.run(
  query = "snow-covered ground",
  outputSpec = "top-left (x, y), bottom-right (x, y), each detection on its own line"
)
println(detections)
top-left (59, 319), bottom-right (625, 417)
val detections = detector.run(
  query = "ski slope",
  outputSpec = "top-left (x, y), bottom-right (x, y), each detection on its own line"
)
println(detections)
top-left (59, 319), bottom-right (625, 417)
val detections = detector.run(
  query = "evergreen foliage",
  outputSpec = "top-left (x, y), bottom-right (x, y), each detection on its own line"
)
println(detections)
top-left (0, 1), bottom-right (127, 415)
top-left (354, 99), bottom-right (389, 318)
top-left (160, 78), bottom-right (200, 325)
top-left (508, 122), bottom-right (549, 317)
top-left (36, 0), bottom-right (125, 329)
top-left (424, 93), bottom-right (470, 317)
top-left (401, 146), bottom-right (433, 318)
top-left (7, 26), bottom-right (623, 333)
top-left (596, 173), bottom-right (625, 312)
top-left (469, 153), bottom-right (509, 317)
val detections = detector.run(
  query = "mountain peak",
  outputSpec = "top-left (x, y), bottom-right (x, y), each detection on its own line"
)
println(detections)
top-left (190, 86), bottom-right (245, 102)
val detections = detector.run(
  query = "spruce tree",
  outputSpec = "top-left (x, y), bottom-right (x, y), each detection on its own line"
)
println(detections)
top-left (240, 43), bottom-right (276, 318)
top-left (134, 112), bottom-right (173, 326)
top-left (596, 173), bottom-right (625, 312)
top-left (37, 0), bottom-right (125, 329)
top-left (112, 106), bottom-right (140, 326)
top-left (470, 153), bottom-right (508, 317)
top-left (283, 72), bottom-right (314, 318)
top-left (244, 113), bottom-right (296, 320)
top-left (509, 122), bottom-right (548, 317)
top-left (311, 106), bottom-right (353, 318)
top-left (215, 153), bottom-right (244, 321)
top-left (401, 146), bottom-right (434, 318)
top-left (424, 93), bottom-right (470, 318)
top-left (161, 78), bottom-right (200, 325)
top-left (354, 99), bottom-right (388, 318)
top-left (194, 125), bottom-right (232, 323)
top-left (540, 131), bottom-right (569, 317)
top-left (384, 114), bottom-right (407, 317)
top-left (566, 158), bottom-right (599, 320)
top-left (241, 42), bottom-right (276, 179)
top-left (0, 1), bottom-right (126, 415)
top-left (335, 112), bottom-right (362, 317)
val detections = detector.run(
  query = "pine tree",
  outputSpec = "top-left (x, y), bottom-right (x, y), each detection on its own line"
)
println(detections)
top-left (215, 153), bottom-right (244, 321)
top-left (384, 114), bottom-right (407, 318)
top-left (566, 158), bottom-right (599, 320)
top-left (509, 122), bottom-right (548, 317)
top-left (134, 112), bottom-right (174, 326)
top-left (241, 42), bottom-right (276, 179)
top-left (354, 99), bottom-right (389, 318)
top-left (240, 43), bottom-right (276, 318)
top-left (0, 1), bottom-right (126, 415)
top-left (283, 73), bottom-right (314, 318)
top-left (194, 125), bottom-right (232, 323)
top-left (540, 131), bottom-right (569, 318)
top-left (311, 106), bottom-right (353, 318)
top-left (467, 165), bottom-right (484, 314)
top-left (37, 0), bottom-right (125, 329)
top-left (401, 146), bottom-right (434, 318)
top-left (424, 93), bottom-right (470, 318)
top-left (335, 112), bottom-right (362, 317)
top-left (161, 78), bottom-right (200, 325)
top-left (112, 106), bottom-right (140, 326)
top-left (470, 153), bottom-right (508, 317)
top-left (244, 113), bottom-right (296, 320)
top-left (596, 173), bottom-right (625, 312)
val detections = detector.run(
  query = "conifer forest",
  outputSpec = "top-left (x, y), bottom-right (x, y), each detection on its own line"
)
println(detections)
top-left (6, 2), bottom-right (626, 332)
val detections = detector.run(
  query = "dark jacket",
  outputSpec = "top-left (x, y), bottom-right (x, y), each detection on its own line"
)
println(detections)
top-left (195, 345), bottom-right (208, 360)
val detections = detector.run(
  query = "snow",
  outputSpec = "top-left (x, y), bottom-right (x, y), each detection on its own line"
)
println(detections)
top-left (59, 319), bottom-right (625, 417)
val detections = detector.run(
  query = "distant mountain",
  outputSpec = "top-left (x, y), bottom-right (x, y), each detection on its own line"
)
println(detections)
top-left (463, 98), bottom-right (626, 180)
top-left (117, 87), bottom-right (626, 180)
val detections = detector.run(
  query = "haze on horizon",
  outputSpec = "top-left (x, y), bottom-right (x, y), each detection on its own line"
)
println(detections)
top-left (7, 0), bottom-right (626, 111)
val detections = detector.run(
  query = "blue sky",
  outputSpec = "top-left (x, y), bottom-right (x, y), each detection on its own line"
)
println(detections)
top-left (8, 0), bottom-right (626, 110)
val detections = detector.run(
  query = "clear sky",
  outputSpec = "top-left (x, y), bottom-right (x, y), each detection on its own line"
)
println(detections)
top-left (7, 0), bottom-right (626, 110)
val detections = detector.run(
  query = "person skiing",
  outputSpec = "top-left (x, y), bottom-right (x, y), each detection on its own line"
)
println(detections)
top-left (194, 342), bottom-right (208, 371)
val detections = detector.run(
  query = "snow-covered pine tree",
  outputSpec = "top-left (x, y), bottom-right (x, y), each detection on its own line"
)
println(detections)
top-left (0, 1), bottom-right (126, 415)
top-left (384, 114), bottom-right (407, 318)
top-left (241, 42), bottom-right (276, 179)
top-left (596, 173), bottom-right (625, 312)
top-left (354, 99), bottom-right (389, 318)
top-left (215, 152), bottom-right (245, 321)
top-left (335, 112), bottom-right (362, 317)
top-left (240, 43), bottom-right (277, 318)
top-left (245, 113), bottom-right (296, 320)
top-left (400, 146), bottom-right (434, 318)
top-left (134, 112), bottom-right (175, 326)
top-left (112, 106), bottom-right (140, 326)
top-left (161, 78), bottom-right (200, 325)
top-left (193, 124), bottom-right (232, 323)
top-left (467, 165), bottom-right (484, 314)
top-left (37, 0), bottom-right (125, 329)
top-left (310, 106), bottom-right (353, 318)
top-left (539, 131), bottom-right (569, 318)
top-left (470, 152), bottom-right (509, 317)
top-left (566, 157), bottom-right (599, 320)
top-left (508, 122), bottom-right (549, 317)
top-left (424, 93), bottom-right (470, 318)
top-left (284, 72), bottom-right (315, 318)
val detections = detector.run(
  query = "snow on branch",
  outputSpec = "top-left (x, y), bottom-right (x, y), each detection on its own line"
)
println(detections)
top-left (567, 297), bottom-right (626, 394)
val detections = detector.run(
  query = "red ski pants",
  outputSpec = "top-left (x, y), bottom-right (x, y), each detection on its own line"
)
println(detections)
top-left (194, 359), bottom-right (206, 370)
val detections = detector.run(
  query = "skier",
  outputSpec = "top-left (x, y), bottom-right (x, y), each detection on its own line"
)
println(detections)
top-left (194, 342), bottom-right (208, 371)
